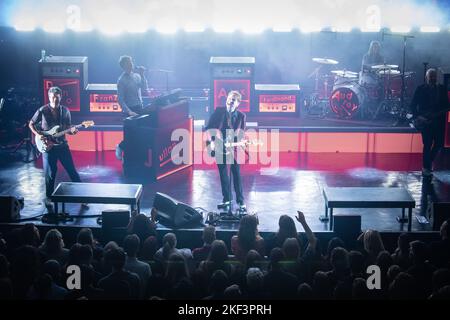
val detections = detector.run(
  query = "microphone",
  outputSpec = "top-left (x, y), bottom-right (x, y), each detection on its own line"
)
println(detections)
top-left (134, 66), bottom-right (147, 73)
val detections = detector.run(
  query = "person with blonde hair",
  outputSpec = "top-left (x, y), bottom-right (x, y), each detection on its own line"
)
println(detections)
top-left (361, 40), bottom-right (384, 73)
top-left (205, 90), bottom-right (247, 211)
top-left (359, 229), bottom-right (385, 265)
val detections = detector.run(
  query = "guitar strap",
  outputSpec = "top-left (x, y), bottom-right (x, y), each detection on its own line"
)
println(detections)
top-left (60, 105), bottom-right (63, 129)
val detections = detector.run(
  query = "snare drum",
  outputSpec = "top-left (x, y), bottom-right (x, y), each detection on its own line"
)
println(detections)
top-left (330, 83), bottom-right (366, 119)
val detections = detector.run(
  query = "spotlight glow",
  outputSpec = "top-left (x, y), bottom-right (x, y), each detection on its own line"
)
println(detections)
top-left (331, 26), bottom-right (352, 32)
top-left (42, 21), bottom-right (65, 33)
top-left (272, 26), bottom-right (293, 32)
top-left (183, 23), bottom-right (206, 33)
top-left (390, 26), bottom-right (411, 33)
top-left (212, 25), bottom-right (236, 33)
top-left (14, 20), bottom-right (36, 31)
top-left (240, 26), bottom-right (266, 34)
top-left (98, 25), bottom-right (124, 36)
top-left (360, 27), bottom-right (381, 32)
top-left (420, 26), bottom-right (440, 32)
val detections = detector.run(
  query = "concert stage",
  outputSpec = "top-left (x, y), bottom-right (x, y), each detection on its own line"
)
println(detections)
top-left (1, 149), bottom-right (449, 238)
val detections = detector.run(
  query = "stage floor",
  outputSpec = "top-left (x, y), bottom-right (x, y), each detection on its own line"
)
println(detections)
top-left (1, 150), bottom-right (449, 233)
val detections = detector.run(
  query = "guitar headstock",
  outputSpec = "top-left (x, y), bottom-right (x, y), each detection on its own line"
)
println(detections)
top-left (81, 121), bottom-right (95, 128)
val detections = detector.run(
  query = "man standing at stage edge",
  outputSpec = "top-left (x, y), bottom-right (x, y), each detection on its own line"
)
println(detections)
top-left (206, 91), bottom-right (247, 212)
top-left (410, 68), bottom-right (449, 177)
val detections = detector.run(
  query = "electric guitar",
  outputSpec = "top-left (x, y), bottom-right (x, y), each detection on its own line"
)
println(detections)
top-left (35, 121), bottom-right (95, 153)
top-left (207, 138), bottom-right (263, 156)
top-left (411, 108), bottom-right (450, 130)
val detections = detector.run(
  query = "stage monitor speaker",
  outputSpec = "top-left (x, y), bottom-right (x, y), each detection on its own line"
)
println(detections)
top-left (0, 196), bottom-right (22, 222)
top-left (101, 209), bottom-right (130, 243)
top-left (333, 214), bottom-right (362, 246)
top-left (432, 202), bottom-right (450, 231)
top-left (153, 192), bottom-right (203, 228)
top-left (101, 209), bottom-right (130, 229)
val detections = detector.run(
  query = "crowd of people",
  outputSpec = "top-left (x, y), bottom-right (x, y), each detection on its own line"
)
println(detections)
top-left (0, 212), bottom-right (449, 300)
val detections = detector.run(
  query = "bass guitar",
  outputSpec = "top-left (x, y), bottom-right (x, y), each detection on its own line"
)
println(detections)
top-left (206, 138), bottom-right (263, 156)
top-left (411, 108), bottom-right (450, 130)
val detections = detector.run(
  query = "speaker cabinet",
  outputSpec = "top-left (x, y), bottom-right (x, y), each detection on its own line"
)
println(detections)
top-left (0, 196), bottom-right (22, 222)
top-left (333, 214), bottom-right (362, 246)
top-left (101, 209), bottom-right (130, 243)
top-left (432, 202), bottom-right (450, 231)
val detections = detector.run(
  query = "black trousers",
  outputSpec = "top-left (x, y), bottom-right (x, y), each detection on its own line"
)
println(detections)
top-left (42, 144), bottom-right (81, 198)
top-left (421, 122), bottom-right (445, 170)
top-left (217, 157), bottom-right (244, 205)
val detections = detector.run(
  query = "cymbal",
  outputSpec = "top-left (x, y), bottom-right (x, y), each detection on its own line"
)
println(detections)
top-left (331, 70), bottom-right (358, 77)
top-left (312, 57), bottom-right (339, 65)
top-left (403, 71), bottom-right (415, 77)
top-left (377, 69), bottom-right (401, 75)
top-left (371, 64), bottom-right (398, 70)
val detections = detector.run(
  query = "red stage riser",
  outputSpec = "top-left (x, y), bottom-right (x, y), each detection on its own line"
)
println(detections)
top-left (66, 131), bottom-right (423, 156)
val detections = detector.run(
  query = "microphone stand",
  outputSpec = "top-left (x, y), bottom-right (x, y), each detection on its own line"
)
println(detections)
top-left (148, 69), bottom-right (173, 93)
top-left (382, 29), bottom-right (415, 112)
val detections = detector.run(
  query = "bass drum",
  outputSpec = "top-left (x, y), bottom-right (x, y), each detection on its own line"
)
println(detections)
top-left (329, 84), bottom-right (366, 119)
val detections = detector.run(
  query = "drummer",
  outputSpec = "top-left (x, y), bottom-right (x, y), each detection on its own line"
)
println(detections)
top-left (361, 40), bottom-right (384, 73)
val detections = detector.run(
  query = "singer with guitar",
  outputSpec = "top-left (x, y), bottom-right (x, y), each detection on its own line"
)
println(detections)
top-left (206, 91), bottom-right (247, 212)
top-left (28, 86), bottom-right (88, 211)
top-left (410, 68), bottom-right (450, 177)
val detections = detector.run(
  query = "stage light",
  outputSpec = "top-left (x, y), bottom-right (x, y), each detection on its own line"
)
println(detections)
top-left (98, 25), bottom-right (124, 36)
top-left (299, 19), bottom-right (322, 33)
top-left (125, 25), bottom-right (148, 33)
top-left (420, 26), bottom-right (440, 33)
top-left (42, 21), bottom-right (65, 33)
top-left (360, 27), bottom-right (381, 32)
top-left (14, 21), bottom-right (36, 32)
top-left (183, 23), bottom-right (206, 32)
top-left (240, 26), bottom-right (265, 34)
top-left (390, 26), bottom-right (411, 33)
top-left (12, 14), bottom-right (36, 32)
top-left (155, 21), bottom-right (178, 34)
top-left (331, 26), bottom-right (352, 32)
top-left (300, 26), bottom-right (322, 33)
top-left (76, 24), bottom-right (94, 32)
top-left (212, 25), bottom-right (236, 33)
top-left (272, 26), bottom-right (293, 32)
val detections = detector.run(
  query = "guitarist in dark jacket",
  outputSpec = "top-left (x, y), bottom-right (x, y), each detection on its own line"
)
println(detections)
top-left (205, 91), bottom-right (246, 211)
top-left (29, 86), bottom-right (83, 209)
top-left (410, 68), bottom-right (449, 177)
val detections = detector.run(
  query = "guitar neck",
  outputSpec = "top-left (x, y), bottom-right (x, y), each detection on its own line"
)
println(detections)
top-left (224, 140), bottom-right (247, 147)
top-left (425, 108), bottom-right (450, 118)
top-left (53, 124), bottom-right (83, 138)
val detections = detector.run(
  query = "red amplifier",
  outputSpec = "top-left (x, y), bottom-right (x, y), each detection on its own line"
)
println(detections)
top-left (210, 57), bottom-right (255, 113)
top-left (39, 56), bottom-right (88, 112)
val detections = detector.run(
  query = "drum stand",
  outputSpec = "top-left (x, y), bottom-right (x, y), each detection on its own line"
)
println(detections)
top-left (382, 30), bottom-right (415, 124)
top-left (10, 125), bottom-right (40, 163)
top-left (306, 68), bottom-right (332, 118)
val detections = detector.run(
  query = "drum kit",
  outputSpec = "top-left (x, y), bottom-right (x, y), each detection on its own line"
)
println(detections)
top-left (306, 57), bottom-right (415, 121)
